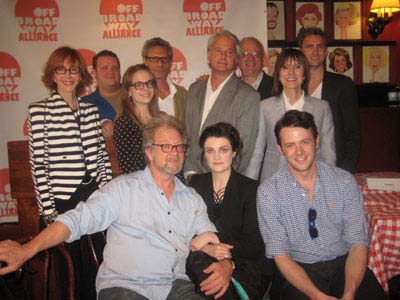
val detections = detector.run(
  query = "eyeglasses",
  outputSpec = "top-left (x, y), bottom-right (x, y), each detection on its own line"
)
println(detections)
top-left (241, 51), bottom-right (262, 58)
top-left (55, 66), bottom-right (80, 74)
top-left (308, 208), bottom-right (318, 239)
top-left (129, 80), bottom-right (156, 90)
top-left (145, 56), bottom-right (171, 63)
top-left (152, 143), bottom-right (188, 153)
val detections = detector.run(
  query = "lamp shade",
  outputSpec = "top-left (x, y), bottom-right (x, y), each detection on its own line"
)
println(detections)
top-left (371, 0), bottom-right (400, 17)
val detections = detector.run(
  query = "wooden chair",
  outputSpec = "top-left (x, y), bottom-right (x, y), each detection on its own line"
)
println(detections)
top-left (7, 141), bottom-right (75, 300)
top-left (6, 139), bottom-right (120, 299)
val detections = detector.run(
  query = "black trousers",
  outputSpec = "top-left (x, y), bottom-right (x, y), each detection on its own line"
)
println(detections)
top-left (270, 254), bottom-right (387, 300)
top-left (186, 251), bottom-right (272, 300)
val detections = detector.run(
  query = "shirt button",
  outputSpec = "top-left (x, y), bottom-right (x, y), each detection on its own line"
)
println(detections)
top-left (175, 248), bottom-right (178, 252)
top-left (169, 230), bottom-right (172, 233)
top-left (168, 211), bottom-right (171, 215)
top-left (172, 268), bottom-right (174, 272)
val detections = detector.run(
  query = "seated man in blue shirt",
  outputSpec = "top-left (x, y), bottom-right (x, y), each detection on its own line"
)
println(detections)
top-left (82, 50), bottom-right (124, 137)
top-left (0, 115), bottom-right (234, 300)
top-left (257, 110), bottom-right (386, 300)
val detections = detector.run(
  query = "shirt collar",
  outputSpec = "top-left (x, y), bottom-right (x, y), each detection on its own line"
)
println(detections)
top-left (251, 71), bottom-right (264, 90)
top-left (207, 72), bottom-right (234, 93)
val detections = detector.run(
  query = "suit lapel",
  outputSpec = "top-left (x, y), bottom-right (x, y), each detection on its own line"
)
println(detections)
top-left (201, 75), bottom-right (237, 131)
top-left (194, 80), bottom-right (207, 133)
top-left (274, 95), bottom-right (286, 118)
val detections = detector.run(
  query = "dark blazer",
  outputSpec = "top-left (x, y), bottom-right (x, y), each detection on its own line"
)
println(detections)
top-left (184, 74), bottom-right (260, 175)
top-left (257, 71), bottom-right (274, 100)
top-left (189, 170), bottom-right (274, 299)
top-left (189, 170), bottom-right (265, 260)
top-left (322, 72), bottom-right (361, 173)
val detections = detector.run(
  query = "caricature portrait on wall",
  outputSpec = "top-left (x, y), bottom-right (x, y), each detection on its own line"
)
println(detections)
top-left (295, 2), bottom-right (324, 37)
top-left (264, 48), bottom-right (281, 76)
top-left (266, 1), bottom-right (285, 40)
top-left (327, 47), bottom-right (354, 79)
top-left (334, 2), bottom-right (361, 40)
top-left (362, 46), bottom-right (389, 83)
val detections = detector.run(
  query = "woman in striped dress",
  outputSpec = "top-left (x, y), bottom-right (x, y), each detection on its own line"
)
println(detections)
top-left (28, 46), bottom-right (112, 300)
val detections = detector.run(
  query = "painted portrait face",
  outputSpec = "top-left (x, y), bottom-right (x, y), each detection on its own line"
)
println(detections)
top-left (369, 51), bottom-right (382, 73)
top-left (267, 5), bottom-right (278, 30)
top-left (337, 9), bottom-right (351, 28)
top-left (333, 55), bottom-right (347, 74)
top-left (268, 54), bottom-right (278, 76)
top-left (301, 13), bottom-right (319, 28)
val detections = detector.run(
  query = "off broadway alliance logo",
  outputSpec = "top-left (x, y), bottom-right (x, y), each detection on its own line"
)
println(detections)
top-left (15, 0), bottom-right (59, 42)
top-left (101, 0), bottom-right (143, 39)
top-left (184, 0), bottom-right (225, 36)
top-left (0, 52), bottom-right (21, 102)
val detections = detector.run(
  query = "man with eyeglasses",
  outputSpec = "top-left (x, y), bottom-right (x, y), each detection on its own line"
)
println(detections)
top-left (238, 37), bottom-right (273, 100)
top-left (257, 110), bottom-right (386, 300)
top-left (82, 50), bottom-right (124, 137)
top-left (142, 37), bottom-right (187, 127)
top-left (185, 30), bottom-right (260, 178)
top-left (298, 27), bottom-right (361, 173)
top-left (0, 115), bottom-right (234, 300)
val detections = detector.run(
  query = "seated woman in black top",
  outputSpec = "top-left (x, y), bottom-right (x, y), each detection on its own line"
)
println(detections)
top-left (187, 122), bottom-right (272, 300)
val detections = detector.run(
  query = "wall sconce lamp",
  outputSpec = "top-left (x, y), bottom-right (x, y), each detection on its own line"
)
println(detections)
top-left (367, 0), bottom-right (400, 39)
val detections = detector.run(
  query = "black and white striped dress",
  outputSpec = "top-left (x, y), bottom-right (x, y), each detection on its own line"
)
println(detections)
top-left (28, 92), bottom-right (112, 220)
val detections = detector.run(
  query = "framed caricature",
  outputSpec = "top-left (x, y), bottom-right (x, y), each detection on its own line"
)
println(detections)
top-left (327, 46), bottom-right (354, 79)
top-left (295, 2), bottom-right (324, 38)
top-left (362, 46), bottom-right (389, 83)
top-left (266, 1), bottom-right (285, 40)
top-left (264, 47), bottom-right (281, 76)
top-left (333, 2), bottom-right (361, 40)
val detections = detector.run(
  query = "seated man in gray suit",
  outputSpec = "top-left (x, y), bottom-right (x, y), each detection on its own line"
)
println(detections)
top-left (184, 30), bottom-right (260, 177)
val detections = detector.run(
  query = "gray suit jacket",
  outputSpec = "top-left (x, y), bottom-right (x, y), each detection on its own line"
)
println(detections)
top-left (184, 74), bottom-right (260, 174)
top-left (252, 95), bottom-right (336, 182)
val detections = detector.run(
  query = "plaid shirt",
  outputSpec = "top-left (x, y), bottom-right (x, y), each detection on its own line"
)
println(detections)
top-left (257, 161), bottom-right (369, 263)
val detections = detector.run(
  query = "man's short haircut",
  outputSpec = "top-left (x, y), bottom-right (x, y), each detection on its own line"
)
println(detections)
top-left (297, 27), bottom-right (328, 49)
top-left (207, 30), bottom-right (241, 58)
top-left (142, 37), bottom-right (173, 59)
top-left (92, 50), bottom-right (120, 70)
top-left (272, 48), bottom-right (310, 96)
top-left (274, 110), bottom-right (319, 146)
top-left (142, 114), bottom-right (186, 151)
top-left (240, 37), bottom-right (265, 58)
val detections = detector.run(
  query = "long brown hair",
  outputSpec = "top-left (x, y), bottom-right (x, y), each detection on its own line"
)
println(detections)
top-left (42, 46), bottom-right (92, 96)
top-left (121, 64), bottom-right (160, 127)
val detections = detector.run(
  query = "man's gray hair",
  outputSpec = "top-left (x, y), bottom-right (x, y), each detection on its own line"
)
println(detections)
top-left (142, 37), bottom-right (173, 59)
top-left (207, 30), bottom-right (241, 58)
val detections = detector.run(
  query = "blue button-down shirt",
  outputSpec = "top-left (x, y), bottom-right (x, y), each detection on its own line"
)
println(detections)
top-left (57, 167), bottom-right (216, 300)
top-left (82, 88), bottom-right (116, 121)
top-left (257, 161), bottom-right (369, 264)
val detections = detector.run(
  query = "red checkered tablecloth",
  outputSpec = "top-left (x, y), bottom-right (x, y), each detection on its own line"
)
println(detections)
top-left (357, 172), bottom-right (400, 294)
